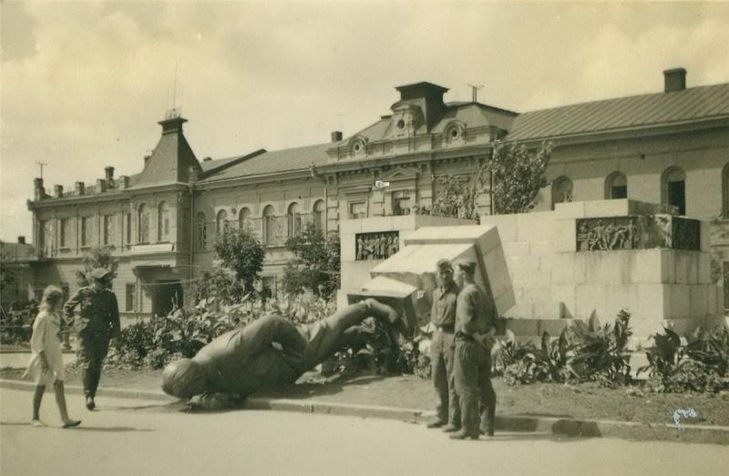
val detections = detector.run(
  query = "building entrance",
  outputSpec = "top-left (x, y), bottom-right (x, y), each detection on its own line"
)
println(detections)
top-left (153, 281), bottom-right (183, 317)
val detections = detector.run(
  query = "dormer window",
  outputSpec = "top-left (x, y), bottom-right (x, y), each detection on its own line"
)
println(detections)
top-left (444, 121), bottom-right (466, 144)
top-left (349, 136), bottom-right (368, 157)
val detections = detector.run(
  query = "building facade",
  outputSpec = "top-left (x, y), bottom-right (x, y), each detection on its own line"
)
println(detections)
top-left (17, 68), bottom-right (729, 318)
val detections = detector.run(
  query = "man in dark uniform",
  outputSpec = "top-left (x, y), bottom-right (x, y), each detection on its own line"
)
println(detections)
top-left (161, 298), bottom-right (406, 401)
top-left (450, 260), bottom-right (497, 440)
top-left (64, 268), bottom-right (121, 410)
top-left (426, 258), bottom-right (461, 431)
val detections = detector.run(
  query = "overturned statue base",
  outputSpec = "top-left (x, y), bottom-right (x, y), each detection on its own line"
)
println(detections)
top-left (161, 299), bottom-right (405, 400)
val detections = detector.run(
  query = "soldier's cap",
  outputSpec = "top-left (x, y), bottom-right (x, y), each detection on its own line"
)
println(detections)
top-left (456, 260), bottom-right (477, 274)
top-left (435, 258), bottom-right (453, 272)
top-left (88, 268), bottom-right (111, 281)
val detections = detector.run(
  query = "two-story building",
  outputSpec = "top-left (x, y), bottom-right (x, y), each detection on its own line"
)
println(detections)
top-left (21, 68), bottom-right (729, 318)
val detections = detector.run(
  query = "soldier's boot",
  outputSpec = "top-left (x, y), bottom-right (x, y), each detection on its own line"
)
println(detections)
top-left (449, 397), bottom-right (479, 440)
top-left (426, 419), bottom-right (445, 429)
top-left (480, 405), bottom-right (496, 437)
top-left (441, 423), bottom-right (461, 433)
top-left (82, 370), bottom-right (95, 410)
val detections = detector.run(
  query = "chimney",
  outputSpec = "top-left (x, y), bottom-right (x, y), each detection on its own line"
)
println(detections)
top-left (105, 166), bottom-right (115, 181)
top-left (96, 178), bottom-right (107, 193)
top-left (33, 178), bottom-right (45, 200)
top-left (663, 68), bottom-right (686, 93)
top-left (54, 185), bottom-right (63, 198)
top-left (18, 236), bottom-right (26, 245)
top-left (75, 181), bottom-right (85, 195)
top-left (331, 131), bottom-right (343, 143)
top-left (118, 175), bottom-right (130, 190)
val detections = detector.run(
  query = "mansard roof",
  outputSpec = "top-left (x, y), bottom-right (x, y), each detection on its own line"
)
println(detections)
top-left (507, 82), bottom-right (729, 142)
top-left (134, 115), bottom-right (202, 187)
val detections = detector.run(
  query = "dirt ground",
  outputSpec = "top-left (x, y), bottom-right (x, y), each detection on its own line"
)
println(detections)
top-left (2, 366), bottom-right (728, 426)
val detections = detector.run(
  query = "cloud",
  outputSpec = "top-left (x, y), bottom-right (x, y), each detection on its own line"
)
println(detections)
top-left (1, 2), bottom-right (728, 242)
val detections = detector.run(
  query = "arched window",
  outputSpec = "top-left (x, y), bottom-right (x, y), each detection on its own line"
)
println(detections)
top-left (195, 212), bottom-right (207, 250)
top-left (605, 172), bottom-right (627, 199)
top-left (313, 199), bottom-right (325, 233)
top-left (287, 202), bottom-right (301, 238)
top-left (239, 207), bottom-right (251, 230)
top-left (158, 201), bottom-right (170, 241)
top-left (722, 163), bottom-right (729, 218)
top-left (662, 167), bottom-right (686, 215)
top-left (551, 176), bottom-right (573, 209)
top-left (216, 210), bottom-right (229, 235)
top-left (263, 205), bottom-right (275, 246)
top-left (138, 204), bottom-right (150, 243)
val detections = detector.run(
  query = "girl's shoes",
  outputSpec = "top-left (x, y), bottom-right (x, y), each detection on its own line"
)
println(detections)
top-left (31, 419), bottom-right (45, 427)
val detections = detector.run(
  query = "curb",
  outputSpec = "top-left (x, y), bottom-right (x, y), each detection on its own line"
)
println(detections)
top-left (2, 378), bottom-right (727, 445)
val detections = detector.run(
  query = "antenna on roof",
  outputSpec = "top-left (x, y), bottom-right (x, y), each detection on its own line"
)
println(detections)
top-left (36, 161), bottom-right (48, 179)
top-left (166, 65), bottom-right (181, 120)
top-left (468, 83), bottom-right (484, 103)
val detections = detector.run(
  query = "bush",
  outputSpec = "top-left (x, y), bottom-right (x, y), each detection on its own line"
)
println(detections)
top-left (499, 310), bottom-right (633, 386)
top-left (639, 325), bottom-right (729, 393)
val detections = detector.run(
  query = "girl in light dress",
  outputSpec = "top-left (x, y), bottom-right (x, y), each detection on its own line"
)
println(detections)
top-left (24, 285), bottom-right (81, 428)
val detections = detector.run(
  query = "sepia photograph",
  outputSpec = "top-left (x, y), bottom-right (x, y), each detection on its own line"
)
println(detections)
top-left (1, 1), bottom-right (729, 474)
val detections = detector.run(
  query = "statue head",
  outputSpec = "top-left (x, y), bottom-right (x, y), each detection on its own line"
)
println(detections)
top-left (161, 358), bottom-right (207, 399)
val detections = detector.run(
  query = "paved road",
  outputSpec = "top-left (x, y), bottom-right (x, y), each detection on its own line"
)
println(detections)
top-left (1, 388), bottom-right (727, 476)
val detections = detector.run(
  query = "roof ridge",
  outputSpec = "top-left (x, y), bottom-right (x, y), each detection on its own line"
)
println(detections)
top-left (521, 82), bottom-right (729, 115)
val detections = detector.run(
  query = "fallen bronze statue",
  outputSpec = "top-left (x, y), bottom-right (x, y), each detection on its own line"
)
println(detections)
top-left (161, 298), bottom-right (408, 401)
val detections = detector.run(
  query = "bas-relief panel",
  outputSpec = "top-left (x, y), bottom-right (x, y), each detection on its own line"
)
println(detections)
top-left (355, 231), bottom-right (400, 261)
top-left (576, 215), bottom-right (700, 251)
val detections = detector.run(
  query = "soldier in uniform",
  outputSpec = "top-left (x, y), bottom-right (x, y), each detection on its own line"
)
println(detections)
top-left (64, 268), bottom-right (121, 410)
top-left (426, 258), bottom-right (461, 432)
top-left (161, 298), bottom-right (407, 401)
top-left (450, 260), bottom-right (497, 440)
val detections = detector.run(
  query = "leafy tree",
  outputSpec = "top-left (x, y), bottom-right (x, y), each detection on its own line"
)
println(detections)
top-left (490, 141), bottom-right (552, 214)
top-left (76, 247), bottom-right (118, 287)
top-left (430, 140), bottom-right (552, 220)
top-left (282, 223), bottom-right (340, 299)
top-left (213, 227), bottom-right (265, 295)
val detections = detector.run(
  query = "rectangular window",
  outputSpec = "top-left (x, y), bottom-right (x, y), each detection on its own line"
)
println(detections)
top-left (60, 218), bottom-right (72, 248)
top-left (125, 283), bottom-right (136, 312)
top-left (81, 216), bottom-right (91, 247)
top-left (103, 215), bottom-right (115, 245)
top-left (124, 213), bottom-right (132, 245)
top-left (38, 220), bottom-right (47, 251)
top-left (349, 201), bottom-right (367, 219)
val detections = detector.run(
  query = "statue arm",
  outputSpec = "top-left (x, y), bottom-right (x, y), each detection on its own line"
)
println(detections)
top-left (236, 315), bottom-right (307, 359)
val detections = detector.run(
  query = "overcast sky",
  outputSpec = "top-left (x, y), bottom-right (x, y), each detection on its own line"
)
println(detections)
top-left (2, 1), bottom-right (729, 243)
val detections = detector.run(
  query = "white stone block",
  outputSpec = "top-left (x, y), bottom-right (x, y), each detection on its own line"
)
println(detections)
top-left (508, 255), bottom-right (541, 271)
top-left (340, 219), bottom-right (362, 234)
top-left (503, 241), bottom-right (530, 258)
top-left (554, 201), bottom-right (586, 219)
top-left (698, 252), bottom-right (713, 284)
top-left (631, 249), bottom-right (671, 284)
top-left (516, 212), bottom-right (555, 243)
top-left (551, 285), bottom-right (576, 318)
top-left (511, 268), bottom-right (552, 287)
top-left (686, 254), bottom-right (699, 285)
top-left (340, 237), bottom-right (356, 262)
top-left (521, 286), bottom-right (552, 304)
top-left (670, 284), bottom-right (691, 320)
top-left (674, 253), bottom-right (690, 285)
top-left (480, 215), bottom-right (518, 243)
top-left (361, 216), bottom-right (393, 233)
top-left (533, 300), bottom-right (561, 319)
top-left (575, 284), bottom-right (606, 320)
top-left (550, 254), bottom-right (574, 285)
top-left (529, 241), bottom-right (552, 256)
top-left (551, 219), bottom-right (576, 252)
top-left (689, 285), bottom-right (709, 320)
top-left (604, 284), bottom-right (639, 319)
top-left (583, 252), bottom-right (630, 285)
top-left (503, 301), bottom-right (534, 319)
top-left (637, 284), bottom-right (669, 321)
